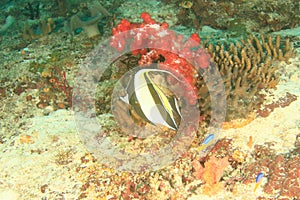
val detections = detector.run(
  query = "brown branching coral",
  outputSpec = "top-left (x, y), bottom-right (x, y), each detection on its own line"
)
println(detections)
top-left (201, 34), bottom-right (296, 121)
top-left (95, 34), bottom-right (295, 124)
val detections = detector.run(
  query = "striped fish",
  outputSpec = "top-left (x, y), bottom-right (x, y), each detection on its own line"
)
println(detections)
top-left (120, 68), bottom-right (182, 130)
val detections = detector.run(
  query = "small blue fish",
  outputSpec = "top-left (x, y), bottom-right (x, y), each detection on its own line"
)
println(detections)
top-left (202, 134), bottom-right (214, 145)
top-left (254, 172), bottom-right (264, 191)
top-left (197, 134), bottom-right (214, 152)
top-left (256, 173), bottom-right (264, 183)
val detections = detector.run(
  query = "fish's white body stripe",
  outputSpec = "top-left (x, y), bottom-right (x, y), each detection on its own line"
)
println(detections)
top-left (174, 98), bottom-right (182, 118)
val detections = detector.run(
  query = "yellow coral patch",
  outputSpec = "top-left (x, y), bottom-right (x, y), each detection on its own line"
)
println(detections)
top-left (222, 112), bottom-right (256, 129)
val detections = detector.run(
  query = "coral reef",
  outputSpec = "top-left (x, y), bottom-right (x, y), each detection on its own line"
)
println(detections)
top-left (75, 153), bottom-right (133, 199)
top-left (110, 12), bottom-right (211, 104)
top-left (0, 0), bottom-right (113, 50)
top-left (106, 13), bottom-right (296, 124)
top-left (222, 112), bottom-right (256, 129)
top-left (26, 51), bottom-right (75, 110)
top-left (0, 15), bottom-right (15, 33)
top-left (114, 0), bottom-right (179, 27)
top-left (0, 0), bottom-right (299, 199)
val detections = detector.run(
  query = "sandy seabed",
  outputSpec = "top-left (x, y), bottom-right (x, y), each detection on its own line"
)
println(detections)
top-left (0, 37), bottom-right (299, 200)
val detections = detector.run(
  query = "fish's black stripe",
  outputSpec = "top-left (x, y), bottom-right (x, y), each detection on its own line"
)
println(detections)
top-left (127, 75), bottom-right (152, 124)
top-left (144, 72), bottom-right (178, 130)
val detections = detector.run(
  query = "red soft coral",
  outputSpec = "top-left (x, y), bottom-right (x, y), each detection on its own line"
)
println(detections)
top-left (110, 12), bottom-right (211, 105)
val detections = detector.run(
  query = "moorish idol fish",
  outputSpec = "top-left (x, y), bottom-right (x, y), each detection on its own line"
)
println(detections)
top-left (120, 68), bottom-right (182, 130)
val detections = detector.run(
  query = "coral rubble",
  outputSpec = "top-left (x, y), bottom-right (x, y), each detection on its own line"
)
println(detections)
top-left (243, 144), bottom-right (300, 199)
top-left (257, 92), bottom-right (297, 117)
